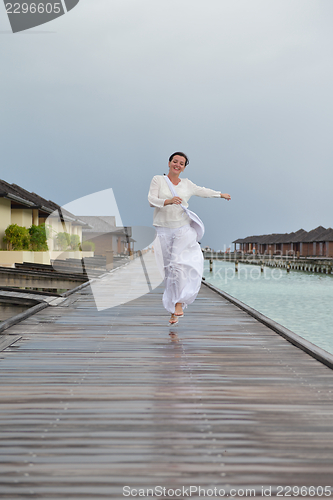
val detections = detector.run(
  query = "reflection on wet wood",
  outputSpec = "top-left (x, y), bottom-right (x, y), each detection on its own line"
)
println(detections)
top-left (0, 274), bottom-right (333, 498)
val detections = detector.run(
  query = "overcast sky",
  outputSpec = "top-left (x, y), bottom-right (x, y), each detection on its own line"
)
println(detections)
top-left (1, 0), bottom-right (333, 250)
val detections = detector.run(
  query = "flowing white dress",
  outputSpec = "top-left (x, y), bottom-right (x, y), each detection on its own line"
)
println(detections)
top-left (148, 175), bottom-right (221, 314)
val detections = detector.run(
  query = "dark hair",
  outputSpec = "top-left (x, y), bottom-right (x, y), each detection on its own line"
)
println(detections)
top-left (169, 151), bottom-right (189, 166)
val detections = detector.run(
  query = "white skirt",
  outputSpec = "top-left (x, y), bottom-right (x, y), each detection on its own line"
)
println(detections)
top-left (155, 224), bottom-right (204, 314)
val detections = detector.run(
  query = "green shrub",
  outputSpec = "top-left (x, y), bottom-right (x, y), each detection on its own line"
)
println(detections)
top-left (29, 224), bottom-right (48, 251)
top-left (3, 224), bottom-right (81, 252)
top-left (55, 232), bottom-right (71, 251)
top-left (70, 234), bottom-right (81, 251)
top-left (3, 224), bottom-right (30, 250)
top-left (81, 240), bottom-right (95, 252)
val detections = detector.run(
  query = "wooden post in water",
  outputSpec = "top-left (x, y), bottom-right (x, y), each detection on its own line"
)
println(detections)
top-left (209, 259), bottom-right (213, 273)
top-left (235, 260), bottom-right (239, 273)
top-left (287, 261), bottom-right (290, 273)
top-left (260, 261), bottom-right (264, 273)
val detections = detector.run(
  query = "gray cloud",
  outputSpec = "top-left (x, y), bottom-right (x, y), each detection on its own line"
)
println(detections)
top-left (1, 0), bottom-right (333, 250)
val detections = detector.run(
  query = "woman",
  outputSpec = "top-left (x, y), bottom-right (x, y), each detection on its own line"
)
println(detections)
top-left (148, 152), bottom-right (231, 324)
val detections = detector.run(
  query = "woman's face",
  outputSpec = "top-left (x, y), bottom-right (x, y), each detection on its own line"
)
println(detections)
top-left (168, 155), bottom-right (186, 175)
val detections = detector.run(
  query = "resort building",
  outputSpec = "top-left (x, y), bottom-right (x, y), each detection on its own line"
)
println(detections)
top-left (233, 226), bottom-right (333, 258)
top-left (0, 178), bottom-right (88, 252)
top-left (79, 216), bottom-right (134, 257)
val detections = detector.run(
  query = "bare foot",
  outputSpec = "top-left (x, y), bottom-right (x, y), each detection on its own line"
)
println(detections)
top-left (169, 314), bottom-right (178, 325)
top-left (174, 303), bottom-right (184, 316)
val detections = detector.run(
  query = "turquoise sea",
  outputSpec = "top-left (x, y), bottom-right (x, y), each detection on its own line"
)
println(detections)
top-left (203, 260), bottom-right (333, 355)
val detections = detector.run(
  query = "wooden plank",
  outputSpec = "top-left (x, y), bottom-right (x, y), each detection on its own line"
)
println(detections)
top-left (203, 280), bottom-right (333, 370)
top-left (0, 335), bottom-right (22, 352)
top-left (0, 254), bottom-right (332, 498)
top-left (0, 302), bottom-right (49, 334)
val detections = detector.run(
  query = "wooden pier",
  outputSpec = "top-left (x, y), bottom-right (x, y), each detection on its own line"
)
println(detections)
top-left (204, 252), bottom-right (333, 275)
top-left (1, 258), bottom-right (333, 498)
top-left (0, 265), bottom-right (87, 290)
top-left (237, 257), bottom-right (333, 274)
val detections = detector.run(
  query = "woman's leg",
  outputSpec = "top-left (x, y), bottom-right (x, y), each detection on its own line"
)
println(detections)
top-left (155, 227), bottom-right (177, 316)
top-left (164, 225), bottom-right (203, 313)
top-left (156, 225), bottom-right (204, 318)
top-left (174, 303), bottom-right (183, 316)
top-left (169, 313), bottom-right (178, 324)
top-left (174, 225), bottom-right (203, 308)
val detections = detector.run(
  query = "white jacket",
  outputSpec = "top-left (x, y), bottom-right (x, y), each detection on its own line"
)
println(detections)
top-left (148, 175), bottom-right (221, 228)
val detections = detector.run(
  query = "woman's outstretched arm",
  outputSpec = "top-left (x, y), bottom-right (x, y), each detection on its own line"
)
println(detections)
top-left (188, 180), bottom-right (231, 200)
top-left (220, 193), bottom-right (231, 200)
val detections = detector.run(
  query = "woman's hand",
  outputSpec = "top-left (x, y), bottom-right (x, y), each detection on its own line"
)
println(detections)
top-left (220, 193), bottom-right (231, 201)
top-left (164, 197), bottom-right (183, 206)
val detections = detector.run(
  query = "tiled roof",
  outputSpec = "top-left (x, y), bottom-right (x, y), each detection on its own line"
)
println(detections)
top-left (0, 179), bottom-right (60, 213)
top-left (0, 179), bottom-right (36, 207)
top-left (12, 184), bottom-right (57, 212)
top-left (307, 227), bottom-right (333, 242)
top-left (289, 229), bottom-right (308, 243)
top-left (299, 226), bottom-right (327, 243)
top-left (78, 216), bottom-right (117, 233)
top-left (79, 216), bottom-right (127, 235)
top-left (264, 233), bottom-right (283, 244)
top-left (233, 227), bottom-right (333, 244)
top-left (0, 178), bottom-right (89, 226)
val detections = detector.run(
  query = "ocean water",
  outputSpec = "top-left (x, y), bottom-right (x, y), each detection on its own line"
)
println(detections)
top-left (203, 260), bottom-right (333, 355)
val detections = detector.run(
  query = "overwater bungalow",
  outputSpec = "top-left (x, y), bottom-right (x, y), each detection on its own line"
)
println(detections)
top-left (233, 226), bottom-right (333, 258)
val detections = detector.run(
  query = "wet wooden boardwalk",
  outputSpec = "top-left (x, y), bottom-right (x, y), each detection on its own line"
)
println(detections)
top-left (1, 261), bottom-right (333, 498)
